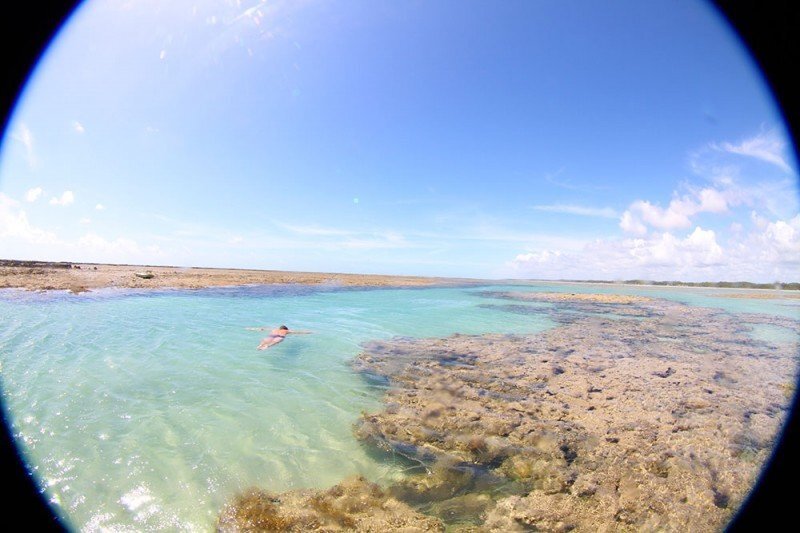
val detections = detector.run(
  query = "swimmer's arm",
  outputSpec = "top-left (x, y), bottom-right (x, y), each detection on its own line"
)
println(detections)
top-left (246, 326), bottom-right (270, 331)
top-left (288, 330), bottom-right (313, 334)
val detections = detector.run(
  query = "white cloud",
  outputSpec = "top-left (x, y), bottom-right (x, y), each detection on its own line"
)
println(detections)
top-left (697, 188), bottom-right (728, 213)
top-left (0, 193), bottom-right (59, 244)
top-left (714, 130), bottom-right (792, 173)
top-left (732, 179), bottom-right (799, 220)
top-left (25, 187), bottom-right (43, 202)
top-left (95, 203), bottom-right (106, 211)
top-left (763, 217), bottom-right (798, 249)
top-left (73, 121), bottom-right (85, 134)
top-left (620, 227), bottom-right (724, 268)
top-left (689, 128), bottom-right (798, 219)
top-left (751, 215), bottom-right (800, 261)
top-left (620, 199), bottom-right (690, 232)
top-left (512, 250), bottom-right (562, 265)
top-left (80, 218), bottom-right (92, 225)
top-left (619, 210), bottom-right (647, 236)
top-left (10, 123), bottom-right (36, 168)
top-left (49, 191), bottom-right (75, 206)
top-left (620, 187), bottom-right (730, 234)
top-left (682, 227), bottom-right (725, 264)
top-left (505, 220), bottom-right (800, 282)
top-left (1, 193), bottom-right (163, 264)
top-left (636, 199), bottom-right (692, 229)
top-left (532, 204), bottom-right (618, 218)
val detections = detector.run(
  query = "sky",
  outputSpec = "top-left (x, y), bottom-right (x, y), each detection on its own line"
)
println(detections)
top-left (0, 0), bottom-right (798, 282)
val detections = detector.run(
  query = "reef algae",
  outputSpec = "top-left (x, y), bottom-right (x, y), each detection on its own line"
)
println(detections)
top-left (217, 476), bottom-right (444, 531)
top-left (351, 295), bottom-right (798, 531)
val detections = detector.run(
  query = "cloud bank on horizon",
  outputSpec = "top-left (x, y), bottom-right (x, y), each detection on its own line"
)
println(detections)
top-left (509, 129), bottom-right (798, 282)
top-left (0, 0), bottom-right (797, 282)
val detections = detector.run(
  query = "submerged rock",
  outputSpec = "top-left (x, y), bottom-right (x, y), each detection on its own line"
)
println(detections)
top-left (351, 295), bottom-right (798, 531)
top-left (217, 476), bottom-right (444, 532)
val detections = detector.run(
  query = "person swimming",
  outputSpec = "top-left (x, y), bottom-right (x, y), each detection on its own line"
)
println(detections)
top-left (247, 324), bottom-right (312, 350)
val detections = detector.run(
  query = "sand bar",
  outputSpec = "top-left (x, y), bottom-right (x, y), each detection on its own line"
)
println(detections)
top-left (490, 291), bottom-right (654, 304)
top-left (0, 261), bottom-right (469, 293)
top-left (717, 291), bottom-right (800, 300)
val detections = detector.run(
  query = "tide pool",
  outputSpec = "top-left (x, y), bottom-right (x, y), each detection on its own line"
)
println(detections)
top-left (0, 283), bottom-right (797, 531)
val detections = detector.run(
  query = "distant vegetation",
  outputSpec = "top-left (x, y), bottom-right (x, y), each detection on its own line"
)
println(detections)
top-left (0, 259), bottom-right (73, 269)
top-left (563, 279), bottom-right (800, 291)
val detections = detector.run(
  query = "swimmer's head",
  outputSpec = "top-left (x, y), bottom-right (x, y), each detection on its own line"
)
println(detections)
top-left (279, 325), bottom-right (288, 330)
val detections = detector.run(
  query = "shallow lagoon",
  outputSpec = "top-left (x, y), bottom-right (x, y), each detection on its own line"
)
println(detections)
top-left (0, 283), bottom-right (797, 531)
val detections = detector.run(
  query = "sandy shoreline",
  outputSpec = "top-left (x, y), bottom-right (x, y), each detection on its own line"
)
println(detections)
top-left (0, 261), bottom-right (470, 293)
top-left (2, 261), bottom-right (799, 300)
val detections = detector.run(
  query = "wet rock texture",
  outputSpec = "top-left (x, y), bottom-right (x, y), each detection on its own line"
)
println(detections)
top-left (352, 294), bottom-right (799, 531)
top-left (217, 476), bottom-right (444, 532)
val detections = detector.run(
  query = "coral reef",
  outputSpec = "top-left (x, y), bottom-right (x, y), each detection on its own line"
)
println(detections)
top-left (352, 295), bottom-right (798, 531)
top-left (217, 293), bottom-right (798, 532)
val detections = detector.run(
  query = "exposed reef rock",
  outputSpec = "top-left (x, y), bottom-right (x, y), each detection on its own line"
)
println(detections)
top-left (352, 295), bottom-right (799, 531)
top-left (478, 291), bottom-right (660, 323)
top-left (0, 262), bottom-right (461, 292)
top-left (216, 293), bottom-right (797, 531)
top-left (217, 476), bottom-right (444, 532)
top-left (483, 291), bottom-right (655, 305)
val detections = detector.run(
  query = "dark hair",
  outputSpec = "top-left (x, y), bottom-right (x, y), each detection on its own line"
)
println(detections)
top-left (279, 325), bottom-right (288, 330)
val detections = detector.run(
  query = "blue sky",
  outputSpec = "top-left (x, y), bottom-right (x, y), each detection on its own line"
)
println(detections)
top-left (1, 0), bottom-right (798, 281)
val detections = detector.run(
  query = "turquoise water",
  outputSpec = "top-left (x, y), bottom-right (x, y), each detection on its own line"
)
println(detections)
top-left (1, 283), bottom-right (797, 531)
top-left (748, 322), bottom-right (800, 345)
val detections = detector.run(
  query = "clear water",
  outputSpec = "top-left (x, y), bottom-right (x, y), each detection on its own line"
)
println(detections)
top-left (748, 323), bottom-right (800, 345)
top-left (0, 283), bottom-right (797, 531)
